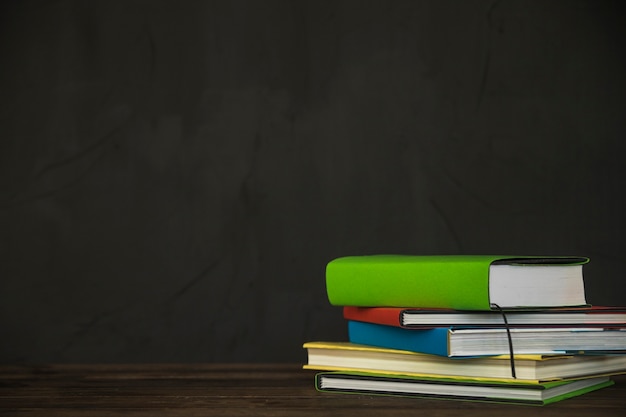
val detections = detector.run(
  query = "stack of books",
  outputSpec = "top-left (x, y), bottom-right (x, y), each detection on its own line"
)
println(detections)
top-left (303, 255), bottom-right (626, 405)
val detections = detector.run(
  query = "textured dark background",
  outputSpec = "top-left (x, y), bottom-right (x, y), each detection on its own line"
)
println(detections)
top-left (1, 0), bottom-right (625, 363)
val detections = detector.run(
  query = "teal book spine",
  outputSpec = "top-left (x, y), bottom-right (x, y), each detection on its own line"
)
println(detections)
top-left (348, 320), bottom-right (452, 357)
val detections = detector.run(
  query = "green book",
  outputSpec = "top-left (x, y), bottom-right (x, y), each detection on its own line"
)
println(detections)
top-left (326, 255), bottom-right (589, 310)
top-left (314, 371), bottom-right (613, 406)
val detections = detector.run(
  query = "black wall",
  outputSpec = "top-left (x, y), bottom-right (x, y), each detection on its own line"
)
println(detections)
top-left (1, 0), bottom-right (625, 363)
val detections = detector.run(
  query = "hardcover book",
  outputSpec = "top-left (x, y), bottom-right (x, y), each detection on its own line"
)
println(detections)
top-left (314, 371), bottom-right (613, 405)
top-left (326, 255), bottom-right (589, 310)
top-left (348, 320), bottom-right (626, 357)
top-left (303, 341), bottom-right (626, 382)
top-left (343, 306), bottom-right (626, 328)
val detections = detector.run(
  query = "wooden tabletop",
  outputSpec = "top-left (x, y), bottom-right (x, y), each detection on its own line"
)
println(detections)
top-left (1, 363), bottom-right (625, 416)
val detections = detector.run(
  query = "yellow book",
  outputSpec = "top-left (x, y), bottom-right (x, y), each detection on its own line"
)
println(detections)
top-left (303, 341), bottom-right (626, 383)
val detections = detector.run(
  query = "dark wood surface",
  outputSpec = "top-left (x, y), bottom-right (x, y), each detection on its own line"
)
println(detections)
top-left (1, 363), bottom-right (625, 416)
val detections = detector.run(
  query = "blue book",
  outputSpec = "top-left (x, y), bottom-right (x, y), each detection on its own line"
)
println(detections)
top-left (348, 320), bottom-right (451, 356)
top-left (347, 320), bottom-right (626, 357)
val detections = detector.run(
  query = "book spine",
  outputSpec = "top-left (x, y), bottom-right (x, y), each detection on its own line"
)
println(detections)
top-left (347, 321), bottom-right (451, 357)
top-left (326, 256), bottom-right (493, 310)
top-left (343, 307), bottom-right (404, 327)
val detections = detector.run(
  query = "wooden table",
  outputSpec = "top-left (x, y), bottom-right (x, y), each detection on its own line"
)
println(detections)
top-left (1, 364), bottom-right (625, 416)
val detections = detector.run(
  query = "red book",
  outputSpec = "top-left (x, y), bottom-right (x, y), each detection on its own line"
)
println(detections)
top-left (343, 305), bottom-right (626, 329)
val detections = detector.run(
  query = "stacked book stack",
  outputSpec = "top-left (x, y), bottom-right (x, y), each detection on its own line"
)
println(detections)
top-left (303, 255), bottom-right (626, 405)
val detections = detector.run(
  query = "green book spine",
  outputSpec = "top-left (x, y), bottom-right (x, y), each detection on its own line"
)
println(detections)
top-left (326, 255), bottom-right (501, 310)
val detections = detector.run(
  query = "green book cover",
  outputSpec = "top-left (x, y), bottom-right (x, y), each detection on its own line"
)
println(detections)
top-left (325, 255), bottom-right (589, 310)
